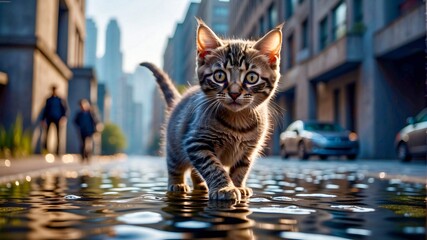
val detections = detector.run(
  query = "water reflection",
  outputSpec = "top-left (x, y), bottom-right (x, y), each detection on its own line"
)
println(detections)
top-left (0, 157), bottom-right (425, 239)
top-left (162, 192), bottom-right (255, 239)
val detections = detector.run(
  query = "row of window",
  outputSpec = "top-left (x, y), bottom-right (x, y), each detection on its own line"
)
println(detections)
top-left (286, 0), bottom-right (363, 69)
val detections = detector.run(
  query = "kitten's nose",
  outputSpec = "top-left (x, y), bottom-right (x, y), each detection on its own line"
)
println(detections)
top-left (229, 92), bottom-right (241, 100)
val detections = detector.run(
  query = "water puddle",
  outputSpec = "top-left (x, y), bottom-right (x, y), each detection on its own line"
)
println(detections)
top-left (0, 157), bottom-right (424, 240)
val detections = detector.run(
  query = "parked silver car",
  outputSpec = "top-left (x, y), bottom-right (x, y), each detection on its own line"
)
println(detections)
top-left (280, 120), bottom-right (359, 160)
top-left (395, 108), bottom-right (427, 162)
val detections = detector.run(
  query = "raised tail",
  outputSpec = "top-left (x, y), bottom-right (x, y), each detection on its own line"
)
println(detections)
top-left (140, 62), bottom-right (180, 108)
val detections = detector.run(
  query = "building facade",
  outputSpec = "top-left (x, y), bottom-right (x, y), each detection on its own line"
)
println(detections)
top-left (101, 19), bottom-right (124, 126)
top-left (163, 0), bottom-right (230, 86)
top-left (0, 0), bottom-right (93, 154)
top-left (229, 0), bottom-right (425, 158)
top-left (84, 18), bottom-right (97, 68)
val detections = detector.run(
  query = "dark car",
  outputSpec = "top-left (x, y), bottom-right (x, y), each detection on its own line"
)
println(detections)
top-left (280, 120), bottom-right (359, 160)
top-left (395, 108), bottom-right (427, 162)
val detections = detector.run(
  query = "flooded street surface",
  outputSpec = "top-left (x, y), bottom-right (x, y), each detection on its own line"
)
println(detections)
top-left (0, 156), bottom-right (425, 239)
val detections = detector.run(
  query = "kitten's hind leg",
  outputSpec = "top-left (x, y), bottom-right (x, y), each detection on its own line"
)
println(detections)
top-left (167, 156), bottom-right (191, 192)
top-left (191, 168), bottom-right (208, 191)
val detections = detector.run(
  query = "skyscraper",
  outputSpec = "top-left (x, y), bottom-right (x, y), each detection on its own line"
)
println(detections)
top-left (102, 19), bottom-right (123, 125)
top-left (84, 18), bottom-right (97, 68)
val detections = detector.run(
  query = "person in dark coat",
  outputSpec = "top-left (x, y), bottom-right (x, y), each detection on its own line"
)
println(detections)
top-left (74, 99), bottom-right (99, 163)
top-left (42, 85), bottom-right (68, 155)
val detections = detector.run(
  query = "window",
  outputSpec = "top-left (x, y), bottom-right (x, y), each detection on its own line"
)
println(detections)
top-left (214, 7), bottom-right (228, 17)
top-left (353, 0), bottom-right (363, 23)
top-left (319, 16), bottom-right (328, 51)
top-left (268, 3), bottom-right (278, 28)
top-left (286, 0), bottom-right (298, 18)
top-left (287, 34), bottom-right (294, 68)
top-left (301, 18), bottom-right (308, 50)
top-left (213, 23), bottom-right (228, 35)
top-left (332, 1), bottom-right (347, 41)
top-left (57, 0), bottom-right (69, 63)
top-left (259, 16), bottom-right (266, 36)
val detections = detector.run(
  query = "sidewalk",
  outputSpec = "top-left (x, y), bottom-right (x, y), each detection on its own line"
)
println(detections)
top-left (0, 154), bottom-right (127, 183)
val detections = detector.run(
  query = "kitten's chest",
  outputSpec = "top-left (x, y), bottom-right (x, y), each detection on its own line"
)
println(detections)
top-left (215, 130), bottom-right (261, 166)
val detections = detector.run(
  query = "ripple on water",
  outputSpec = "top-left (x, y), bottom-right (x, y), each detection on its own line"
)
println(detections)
top-left (346, 228), bottom-right (372, 236)
top-left (326, 184), bottom-right (339, 189)
top-left (117, 211), bottom-right (163, 224)
top-left (109, 187), bottom-right (141, 192)
top-left (353, 184), bottom-right (369, 189)
top-left (113, 225), bottom-right (182, 239)
top-left (281, 231), bottom-right (351, 240)
top-left (175, 221), bottom-right (211, 229)
top-left (250, 198), bottom-right (271, 203)
top-left (250, 205), bottom-right (316, 215)
top-left (296, 193), bottom-right (337, 198)
top-left (64, 195), bottom-right (81, 200)
top-left (330, 205), bottom-right (375, 212)
top-left (272, 196), bottom-right (298, 202)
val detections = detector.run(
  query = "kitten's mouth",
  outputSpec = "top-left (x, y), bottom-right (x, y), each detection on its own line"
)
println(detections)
top-left (224, 100), bottom-right (247, 112)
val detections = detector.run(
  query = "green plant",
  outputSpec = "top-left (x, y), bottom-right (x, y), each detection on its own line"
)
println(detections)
top-left (0, 114), bottom-right (32, 158)
top-left (101, 123), bottom-right (127, 155)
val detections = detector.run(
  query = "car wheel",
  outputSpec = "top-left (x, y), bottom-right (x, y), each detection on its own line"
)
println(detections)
top-left (397, 143), bottom-right (411, 162)
top-left (280, 145), bottom-right (289, 159)
top-left (346, 154), bottom-right (357, 160)
top-left (319, 155), bottom-right (328, 160)
top-left (298, 142), bottom-right (308, 160)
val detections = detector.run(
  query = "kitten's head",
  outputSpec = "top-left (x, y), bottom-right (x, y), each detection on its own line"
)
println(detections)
top-left (196, 19), bottom-right (283, 112)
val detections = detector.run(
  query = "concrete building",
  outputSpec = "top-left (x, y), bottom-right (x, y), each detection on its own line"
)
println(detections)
top-left (66, 68), bottom-right (98, 154)
top-left (0, 0), bottom-right (93, 154)
top-left (97, 83), bottom-right (110, 123)
top-left (163, 0), bottom-right (230, 86)
top-left (130, 66), bottom-right (156, 154)
top-left (182, 3), bottom-right (200, 85)
top-left (229, 0), bottom-right (425, 158)
top-left (197, 0), bottom-right (230, 37)
top-left (101, 19), bottom-right (123, 126)
top-left (164, 23), bottom-right (184, 85)
top-left (84, 18), bottom-right (97, 68)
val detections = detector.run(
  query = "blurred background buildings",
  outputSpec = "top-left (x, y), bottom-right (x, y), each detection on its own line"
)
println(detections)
top-left (0, 0), bottom-right (425, 159)
top-left (163, 0), bottom-right (425, 159)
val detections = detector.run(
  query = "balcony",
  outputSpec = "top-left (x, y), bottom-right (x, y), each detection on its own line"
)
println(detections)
top-left (307, 35), bottom-right (363, 82)
top-left (374, 5), bottom-right (424, 59)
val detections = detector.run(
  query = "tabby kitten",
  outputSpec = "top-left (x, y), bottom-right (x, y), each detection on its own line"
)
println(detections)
top-left (141, 19), bottom-right (282, 201)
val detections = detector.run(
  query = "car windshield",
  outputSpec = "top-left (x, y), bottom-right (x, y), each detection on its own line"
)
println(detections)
top-left (304, 123), bottom-right (343, 132)
top-left (415, 108), bottom-right (427, 123)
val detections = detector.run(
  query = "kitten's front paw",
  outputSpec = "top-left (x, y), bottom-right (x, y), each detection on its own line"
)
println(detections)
top-left (193, 183), bottom-right (208, 192)
top-left (168, 184), bottom-right (191, 192)
top-left (237, 187), bottom-right (253, 197)
top-left (209, 186), bottom-right (242, 201)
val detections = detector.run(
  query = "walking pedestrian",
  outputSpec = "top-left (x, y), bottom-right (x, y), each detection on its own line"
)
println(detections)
top-left (74, 99), bottom-right (99, 163)
top-left (41, 85), bottom-right (68, 155)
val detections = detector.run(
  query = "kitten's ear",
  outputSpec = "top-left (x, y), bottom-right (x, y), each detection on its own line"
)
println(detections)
top-left (196, 18), bottom-right (223, 58)
top-left (253, 23), bottom-right (284, 64)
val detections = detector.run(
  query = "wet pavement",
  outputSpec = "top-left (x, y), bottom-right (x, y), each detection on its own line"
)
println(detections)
top-left (0, 156), bottom-right (425, 239)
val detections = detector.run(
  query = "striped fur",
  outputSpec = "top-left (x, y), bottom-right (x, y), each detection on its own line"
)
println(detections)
top-left (142, 21), bottom-right (283, 201)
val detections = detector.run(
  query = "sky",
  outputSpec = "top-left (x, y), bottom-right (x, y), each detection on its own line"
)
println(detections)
top-left (86, 0), bottom-right (193, 73)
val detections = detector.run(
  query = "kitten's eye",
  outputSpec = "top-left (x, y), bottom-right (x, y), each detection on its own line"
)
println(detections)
top-left (213, 70), bottom-right (227, 83)
top-left (245, 72), bottom-right (259, 84)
